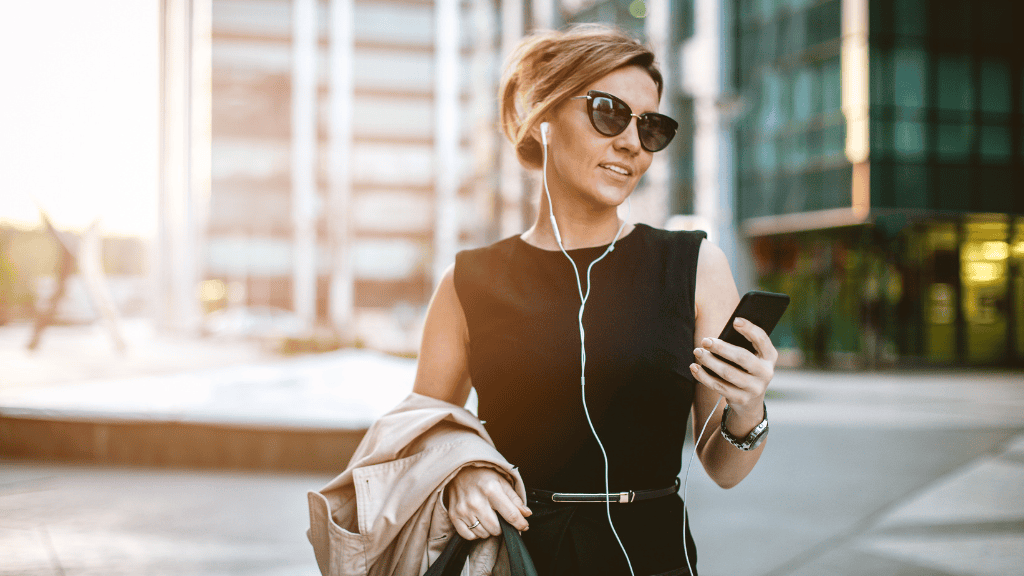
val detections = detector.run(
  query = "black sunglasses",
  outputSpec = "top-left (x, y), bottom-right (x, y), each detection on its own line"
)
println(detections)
top-left (570, 90), bottom-right (678, 152)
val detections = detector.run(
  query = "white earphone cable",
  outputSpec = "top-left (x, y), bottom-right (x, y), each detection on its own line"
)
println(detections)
top-left (541, 123), bottom-right (635, 576)
top-left (682, 394), bottom-right (723, 576)
top-left (540, 122), bottom-right (724, 576)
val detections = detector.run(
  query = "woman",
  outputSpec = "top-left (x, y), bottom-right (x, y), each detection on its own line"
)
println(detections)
top-left (412, 24), bottom-right (778, 576)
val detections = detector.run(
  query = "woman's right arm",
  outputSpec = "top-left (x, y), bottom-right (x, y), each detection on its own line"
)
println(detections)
top-left (412, 263), bottom-right (531, 539)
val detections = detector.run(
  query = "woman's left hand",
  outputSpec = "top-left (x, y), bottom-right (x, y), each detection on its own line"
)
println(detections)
top-left (689, 317), bottom-right (778, 420)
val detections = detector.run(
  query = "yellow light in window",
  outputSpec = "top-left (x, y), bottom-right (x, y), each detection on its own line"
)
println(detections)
top-left (980, 241), bottom-right (1008, 260)
top-left (199, 279), bottom-right (226, 302)
top-left (1011, 241), bottom-right (1024, 260)
top-left (964, 262), bottom-right (1001, 283)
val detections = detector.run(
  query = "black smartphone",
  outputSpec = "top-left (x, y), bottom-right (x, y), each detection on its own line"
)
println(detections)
top-left (702, 290), bottom-right (790, 380)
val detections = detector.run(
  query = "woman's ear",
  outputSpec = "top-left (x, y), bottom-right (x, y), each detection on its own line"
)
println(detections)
top-left (528, 120), bottom-right (550, 148)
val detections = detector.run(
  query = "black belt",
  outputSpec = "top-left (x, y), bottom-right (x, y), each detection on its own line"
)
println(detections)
top-left (527, 478), bottom-right (681, 504)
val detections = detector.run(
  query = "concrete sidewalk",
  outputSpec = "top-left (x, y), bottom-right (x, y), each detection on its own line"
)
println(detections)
top-left (0, 461), bottom-right (329, 576)
top-left (1, 320), bottom-right (1022, 575)
top-left (1, 319), bottom-right (269, 392)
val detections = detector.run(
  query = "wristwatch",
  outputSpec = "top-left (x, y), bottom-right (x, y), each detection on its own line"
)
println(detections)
top-left (720, 402), bottom-right (769, 451)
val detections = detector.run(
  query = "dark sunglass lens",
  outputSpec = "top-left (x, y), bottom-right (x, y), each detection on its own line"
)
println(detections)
top-left (639, 114), bottom-right (677, 152)
top-left (590, 95), bottom-right (630, 136)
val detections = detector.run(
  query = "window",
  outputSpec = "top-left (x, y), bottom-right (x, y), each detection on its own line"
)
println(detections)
top-left (821, 57), bottom-right (842, 113)
top-left (979, 126), bottom-right (1012, 162)
top-left (893, 0), bottom-right (927, 38)
top-left (979, 59), bottom-right (1012, 115)
top-left (936, 123), bottom-right (975, 161)
top-left (936, 56), bottom-right (974, 111)
top-left (894, 121), bottom-right (926, 159)
top-left (893, 48), bottom-right (927, 110)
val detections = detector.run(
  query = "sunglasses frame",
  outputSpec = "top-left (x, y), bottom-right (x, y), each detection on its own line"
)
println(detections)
top-left (569, 90), bottom-right (678, 152)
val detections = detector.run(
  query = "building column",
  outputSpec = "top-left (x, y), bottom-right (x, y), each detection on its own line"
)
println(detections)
top-left (155, 0), bottom-right (209, 333)
top-left (499, 0), bottom-right (525, 238)
top-left (533, 0), bottom-right (555, 29)
top-left (328, 0), bottom-right (355, 336)
top-left (292, 0), bottom-right (318, 329)
top-left (434, 0), bottom-right (460, 285)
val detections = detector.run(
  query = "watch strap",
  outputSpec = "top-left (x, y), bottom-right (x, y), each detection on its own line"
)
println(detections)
top-left (720, 401), bottom-right (768, 451)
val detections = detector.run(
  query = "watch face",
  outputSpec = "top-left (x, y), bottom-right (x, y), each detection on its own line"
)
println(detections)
top-left (721, 402), bottom-right (769, 450)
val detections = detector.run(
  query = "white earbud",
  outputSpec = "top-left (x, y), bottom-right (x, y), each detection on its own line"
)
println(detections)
top-left (540, 121), bottom-right (550, 147)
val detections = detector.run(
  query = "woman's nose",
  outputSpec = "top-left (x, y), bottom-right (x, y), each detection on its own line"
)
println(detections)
top-left (613, 117), bottom-right (642, 154)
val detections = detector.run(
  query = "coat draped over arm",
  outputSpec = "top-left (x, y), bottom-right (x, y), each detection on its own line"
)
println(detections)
top-left (308, 392), bottom-right (526, 576)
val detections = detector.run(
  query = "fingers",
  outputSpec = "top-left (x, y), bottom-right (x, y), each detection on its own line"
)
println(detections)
top-left (451, 501), bottom-right (500, 540)
top-left (451, 512), bottom-right (481, 540)
top-left (732, 318), bottom-right (779, 364)
top-left (447, 469), bottom-right (530, 541)
top-left (692, 345), bottom-right (754, 388)
top-left (688, 359), bottom-right (735, 397)
top-left (493, 481), bottom-right (531, 531)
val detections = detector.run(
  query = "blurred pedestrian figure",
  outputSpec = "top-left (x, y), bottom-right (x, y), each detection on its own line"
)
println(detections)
top-left (26, 212), bottom-right (126, 353)
top-left (26, 213), bottom-right (77, 351)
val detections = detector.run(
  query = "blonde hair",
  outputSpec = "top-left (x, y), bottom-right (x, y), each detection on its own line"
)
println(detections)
top-left (499, 23), bottom-right (664, 170)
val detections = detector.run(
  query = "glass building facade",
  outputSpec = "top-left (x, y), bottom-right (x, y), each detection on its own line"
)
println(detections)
top-left (734, 0), bottom-right (1024, 366)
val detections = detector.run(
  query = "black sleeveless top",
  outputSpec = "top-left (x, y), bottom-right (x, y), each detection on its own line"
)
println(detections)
top-left (454, 223), bottom-right (707, 576)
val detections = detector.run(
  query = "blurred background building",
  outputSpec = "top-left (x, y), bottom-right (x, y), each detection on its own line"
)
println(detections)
top-left (154, 0), bottom-right (1024, 366)
top-left (732, 0), bottom-right (1024, 367)
top-left (8, 0), bottom-right (1019, 368)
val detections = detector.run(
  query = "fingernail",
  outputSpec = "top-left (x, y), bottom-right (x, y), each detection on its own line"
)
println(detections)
top-left (734, 318), bottom-right (745, 327)
top-left (689, 363), bottom-right (698, 373)
top-left (693, 348), bottom-right (703, 358)
top-left (702, 337), bottom-right (713, 348)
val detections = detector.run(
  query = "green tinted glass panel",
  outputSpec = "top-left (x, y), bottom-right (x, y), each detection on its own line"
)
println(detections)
top-left (758, 139), bottom-right (777, 171)
top-left (933, 0), bottom-right (971, 41)
top-left (807, 0), bottom-right (841, 45)
top-left (739, 0), bottom-right (756, 26)
top-left (893, 49), bottom-right (927, 109)
top-left (822, 124), bottom-right (844, 157)
top-left (870, 0), bottom-right (892, 36)
top-left (936, 56), bottom-right (974, 111)
top-left (793, 68), bottom-right (813, 122)
top-left (761, 72), bottom-right (782, 132)
top-left (821, 166), bottom-right (853, 210)
top-left (979, 125), bottom-right (1012, 161)
top-left (822, 58), bottom-right (841, 112)
top-left (784, 132), bottom-right (808, 170)
top-left (980, 59), bottom-right (1011, 114)
top-left (895, 121), bottom-right (926, 159)
top-left (937, 123), bottom-right (974, 161)
top-left (936, 165), bottom-right (972, 211)
top-left (896, 163), bottom-right (928, 208)
top-left (780, 11), bottom-right (806, 57)
top-left (893, 0), bottom-right (927, 37)
top-left (778, 73), bottom-right (792, 127)
top-left (871, 120), bottom-right (890, 156)
top-left (870, 48), bottom-right (891, 107)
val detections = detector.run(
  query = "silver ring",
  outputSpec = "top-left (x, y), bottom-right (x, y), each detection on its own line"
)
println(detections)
top-left (465, 518), bottom-right (481, 530)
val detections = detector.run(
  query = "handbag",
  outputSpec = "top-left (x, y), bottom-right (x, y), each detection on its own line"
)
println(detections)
top-left (424, 516), bottom-right (538, 576)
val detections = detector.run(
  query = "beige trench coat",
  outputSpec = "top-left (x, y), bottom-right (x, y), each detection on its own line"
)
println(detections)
top-left (307, 392), bottom-right (527, 576)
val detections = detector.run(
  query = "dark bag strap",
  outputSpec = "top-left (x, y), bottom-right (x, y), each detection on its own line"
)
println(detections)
top-left (424, 516), bottom-right (538, 576)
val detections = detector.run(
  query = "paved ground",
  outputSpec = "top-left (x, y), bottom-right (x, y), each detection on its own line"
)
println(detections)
top-left (0, 319), bottom-right (268, 392)
top-left (1, 322), bottom-right (1023, 575)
